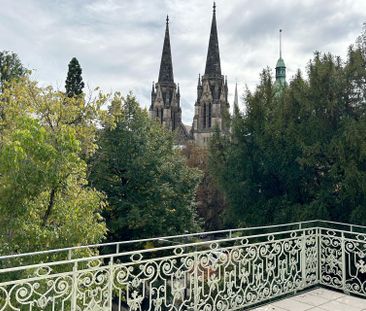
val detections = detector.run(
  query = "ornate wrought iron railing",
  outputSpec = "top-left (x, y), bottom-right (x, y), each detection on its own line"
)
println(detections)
top-left (0, 220), bottom-right (365, 310)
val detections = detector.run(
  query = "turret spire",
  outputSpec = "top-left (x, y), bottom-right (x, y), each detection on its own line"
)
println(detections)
top-left (275, 29), bottom-right (286, 87)
top-left (158, 15), bottom-right (174, 83)
top-left (279, 29), bottom-right (282, 58)
top-left (204, 2), bottom-right (221, 76)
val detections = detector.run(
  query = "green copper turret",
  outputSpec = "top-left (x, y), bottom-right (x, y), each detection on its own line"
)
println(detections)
top-left (275, 29), bottom-right (286, 87)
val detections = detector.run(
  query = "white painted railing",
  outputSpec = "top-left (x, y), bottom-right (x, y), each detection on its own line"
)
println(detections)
top-left (0, 220), bottom-right (365, 310)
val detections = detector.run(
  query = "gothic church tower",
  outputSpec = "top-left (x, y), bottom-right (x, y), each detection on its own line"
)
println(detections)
top-left (192, 3), bottom-right (230, 145)
top-left (149, 16), bottom-right (188, 143)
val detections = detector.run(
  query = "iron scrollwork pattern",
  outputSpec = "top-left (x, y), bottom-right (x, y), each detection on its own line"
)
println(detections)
top-left (320, 228), bottom-right (366, 296)
top-left (1, 222), bottom-right (366, 310)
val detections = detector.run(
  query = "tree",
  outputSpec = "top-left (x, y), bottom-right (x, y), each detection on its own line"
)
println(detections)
top-left (182, 142), bottom-right (227, 230)
top-left (210, 44), bottom-right (366, 226)
top-left (0, 77), bottom-right (107, 256)
top-left (0, 51), bottom-right (26, 92)
top-left (89, 94), bottom-right (201, 241)
top-left (65, 57), bottom-right (85, 97)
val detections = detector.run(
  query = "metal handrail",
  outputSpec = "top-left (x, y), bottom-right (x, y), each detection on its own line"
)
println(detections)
top-left (0, 227), bottom-right (315, 273)
top-left (0, 219), bottom-right (364, 264)
top-left (0, 219), bottom-right (316, 259)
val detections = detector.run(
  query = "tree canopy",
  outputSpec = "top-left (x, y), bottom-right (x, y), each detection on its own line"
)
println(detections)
top-left (210, 43), bottom-right (366, 226)
top-left (0, 77), bottom-right (107, 255)
top-left (0, 51), bottom-right (26, 93)
top-left (182, 142), bottom-right (227, 230)
top-left (89, 94), bottom-right (201, 241)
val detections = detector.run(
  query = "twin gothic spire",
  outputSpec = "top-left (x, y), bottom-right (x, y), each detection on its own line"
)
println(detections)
top-left (157, 4), bottom-right (287, 94)
top-left (205, 2), bottom-right (221, 76)
top-left (158, 3), bottom-right (221, 84)
top-left (158, 15), bottom-right (174, 83)
top-left (153, 3), bottom-right (287, 145)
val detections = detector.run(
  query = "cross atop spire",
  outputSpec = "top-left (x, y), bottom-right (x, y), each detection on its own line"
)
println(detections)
top-left (158, 15), bottom-right (174, 83)
top-left (204, 2), bottom-right (221, 76)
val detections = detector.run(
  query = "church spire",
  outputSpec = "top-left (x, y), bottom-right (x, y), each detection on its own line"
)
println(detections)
top-left (158, 15), bottom-right (174, 83)
top-left (204, 2), bottom-right (221, 76)
top-left (234, 82), bottom-right (239, 111)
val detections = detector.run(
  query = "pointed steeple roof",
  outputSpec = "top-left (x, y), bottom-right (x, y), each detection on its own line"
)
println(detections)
top-left (158, 15), bottom-right (174, 83)
top-left (204, 2), bottom-right (221, 76)
top-left (234, 82), bottom-right (239, 109)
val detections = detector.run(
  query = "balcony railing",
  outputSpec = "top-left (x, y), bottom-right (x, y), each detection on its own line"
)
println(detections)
top-left (0, 220), bottom-right (365, 310)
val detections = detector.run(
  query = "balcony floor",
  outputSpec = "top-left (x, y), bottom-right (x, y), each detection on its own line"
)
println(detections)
top-left (251, 288), bottom-right (366, 311)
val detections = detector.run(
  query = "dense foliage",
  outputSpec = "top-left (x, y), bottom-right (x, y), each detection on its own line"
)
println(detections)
top-left (182, 142), bottom-right (227, 230)
top-left (65, 57), bottom-right (85, 97)
top-left (210, 43), bottom-right (366, 226)
top-left (0, 51), bottom-right (26, 92)
top-left (0, 77), bottom-right (107, 255)
top-left (89, 94), bottom-right (201, 241)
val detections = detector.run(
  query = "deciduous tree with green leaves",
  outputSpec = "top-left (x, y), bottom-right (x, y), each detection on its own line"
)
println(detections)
top-left (0, 77), bottom-right (107, 256)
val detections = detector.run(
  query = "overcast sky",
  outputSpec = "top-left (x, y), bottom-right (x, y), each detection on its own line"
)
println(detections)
top-left (1, 0), bottom-right (365, 124)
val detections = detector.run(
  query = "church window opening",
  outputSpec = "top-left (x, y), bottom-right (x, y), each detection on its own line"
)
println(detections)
top-left (208, 103), bottom-right (212, 128)
top-left (203, 103), bottom-right (207, 128)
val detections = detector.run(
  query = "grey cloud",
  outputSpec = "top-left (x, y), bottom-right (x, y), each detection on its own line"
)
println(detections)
top-left (0, 0), bottom-right (365, 124)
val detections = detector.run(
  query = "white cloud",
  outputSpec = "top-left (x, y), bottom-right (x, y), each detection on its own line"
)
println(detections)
top-left (0, 0), bottom-right (365, 123)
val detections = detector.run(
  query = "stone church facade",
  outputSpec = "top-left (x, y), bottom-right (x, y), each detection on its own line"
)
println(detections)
top-left (149, 3), bottom-right (228, 145)
top-left (192, 3), bottom-right (230, 145)
top-left (149, 3), bottom-right (286, 145)
top-left (149, 16), bottom-right (189, 144)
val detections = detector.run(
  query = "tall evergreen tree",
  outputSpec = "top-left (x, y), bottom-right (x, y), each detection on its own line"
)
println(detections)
top-left (0, 51), bottom-right (26, 93)
top-left (65, 57), bottom-right (85, 97)
top-left (210, 37), bottom-right (366, 226)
